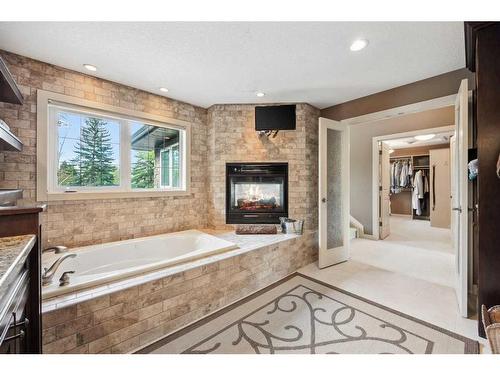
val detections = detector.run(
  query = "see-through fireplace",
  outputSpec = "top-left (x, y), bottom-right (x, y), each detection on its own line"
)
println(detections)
top-left (226, 163), bottom-right (288, 224)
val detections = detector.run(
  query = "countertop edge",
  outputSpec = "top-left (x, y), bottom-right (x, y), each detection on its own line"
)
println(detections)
top-left (0, 235), bottom-right (37, 289)
top-left (0, 204), bottom-right (46, 216)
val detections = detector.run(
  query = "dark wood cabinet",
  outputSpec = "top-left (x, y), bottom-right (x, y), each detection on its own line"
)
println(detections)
top-left (465, 22), bottom-right (500, 337)
top-left (0, 205), bottom-right (44, 353)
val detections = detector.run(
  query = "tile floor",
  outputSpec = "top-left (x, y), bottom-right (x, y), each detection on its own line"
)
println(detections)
top-left (298, 216), bottom-right (488, 351)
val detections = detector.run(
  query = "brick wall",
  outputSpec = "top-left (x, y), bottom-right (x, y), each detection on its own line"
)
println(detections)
top-left (0, 50), bottom-right (209, 248)
top-left (206, 103), bottom-right (320, 230)
top-left (0, 50), bottom-right (320, 247)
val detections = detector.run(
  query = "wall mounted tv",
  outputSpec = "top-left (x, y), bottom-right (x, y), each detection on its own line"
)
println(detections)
top-left (255, 105), bottom-right (296, 131)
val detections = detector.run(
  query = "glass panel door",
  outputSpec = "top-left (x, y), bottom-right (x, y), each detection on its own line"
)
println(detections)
top-left (319, 117), bottom-right (350, 268)
top-left (326, 128), bottom-right (344, 249)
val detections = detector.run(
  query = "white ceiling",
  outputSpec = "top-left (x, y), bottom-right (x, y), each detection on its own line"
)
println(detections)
top-left (0, 22), bottom-right (465, 109)
top-left (384, 130), bottom-right (454, 149)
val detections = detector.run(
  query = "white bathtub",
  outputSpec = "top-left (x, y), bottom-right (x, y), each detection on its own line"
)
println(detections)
top-left (42, 230), bottom-right (238, 299)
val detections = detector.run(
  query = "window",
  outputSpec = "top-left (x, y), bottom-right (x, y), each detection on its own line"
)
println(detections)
top-left (38, 90), bottom-right (190, 200)
top-left (160, 144), bottom-right (180, 188)
top-left (129, 121), bottom-right (181, 190)
top-left (56, 110), bottom-right (121, 189)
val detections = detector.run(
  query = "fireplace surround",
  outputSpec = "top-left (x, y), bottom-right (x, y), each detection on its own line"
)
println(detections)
top-left (226, 163), bottom-right (288, 224)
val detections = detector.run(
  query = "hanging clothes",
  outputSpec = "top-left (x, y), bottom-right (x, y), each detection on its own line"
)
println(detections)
top-left (390, 159), bottom-right (413, 193)
top-left (412, 169), bottom-right (424, 215)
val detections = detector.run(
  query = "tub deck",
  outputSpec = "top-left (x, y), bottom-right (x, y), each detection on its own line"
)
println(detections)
top-left (42, 229), bottom-right (301, 312)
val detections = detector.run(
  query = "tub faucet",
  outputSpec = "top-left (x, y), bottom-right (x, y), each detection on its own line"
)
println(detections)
top-left (42, 253), bottom-right (77, 286)
top-left (43, 245), bottom-right (68, 254)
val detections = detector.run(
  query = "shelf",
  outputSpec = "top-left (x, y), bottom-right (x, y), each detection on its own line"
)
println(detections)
top-left (0, 56), bottom-right (23, 105)
top-left (0, 125), bottom-right (22, 152)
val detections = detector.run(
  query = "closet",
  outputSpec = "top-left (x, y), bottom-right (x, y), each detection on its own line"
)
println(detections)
top-left (390, 154), bottom-right (430, 220)
top-left (388, 147), bottom-right (451, 228)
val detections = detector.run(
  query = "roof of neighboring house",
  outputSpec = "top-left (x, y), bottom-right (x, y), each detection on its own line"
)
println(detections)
top-left (131, 125), bottom-right (179, 151)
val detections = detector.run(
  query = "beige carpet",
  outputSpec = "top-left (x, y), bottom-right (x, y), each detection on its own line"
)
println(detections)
top-left (138, 273), bottom-right (478, 354)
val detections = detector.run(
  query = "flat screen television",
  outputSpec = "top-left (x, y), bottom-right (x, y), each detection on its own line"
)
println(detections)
top-left (255, 105), bottom-right (296, 131)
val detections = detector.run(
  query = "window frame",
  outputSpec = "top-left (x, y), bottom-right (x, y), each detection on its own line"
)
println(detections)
top-left (37, 90), bottom-right (191, 201)
top-left (160, 143), bottom-right (180, 189)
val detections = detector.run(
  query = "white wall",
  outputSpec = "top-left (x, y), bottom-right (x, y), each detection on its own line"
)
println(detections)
top-left (349, 106), bottom-right (454, 234)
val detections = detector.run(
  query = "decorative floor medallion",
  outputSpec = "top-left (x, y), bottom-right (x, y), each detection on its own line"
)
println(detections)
top-left (138, 273), bottom-right (478, 354)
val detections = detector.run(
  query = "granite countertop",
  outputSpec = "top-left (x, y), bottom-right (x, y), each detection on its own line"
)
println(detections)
top-left (0, 235), bottom-right (36, 302)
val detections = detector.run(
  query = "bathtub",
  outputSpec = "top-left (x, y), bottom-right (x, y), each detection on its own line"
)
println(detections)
top-left (41, 230), bottom-right (238, 299)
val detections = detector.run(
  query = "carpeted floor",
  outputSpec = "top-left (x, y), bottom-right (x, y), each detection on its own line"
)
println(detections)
top-left (138, 273), bottom-right (478, 354)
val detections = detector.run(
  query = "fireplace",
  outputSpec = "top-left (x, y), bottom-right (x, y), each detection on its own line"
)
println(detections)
top-left (226, 163), bottom-right (288, 224)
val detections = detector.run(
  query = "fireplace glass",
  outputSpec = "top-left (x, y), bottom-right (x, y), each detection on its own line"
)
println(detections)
top-left (226, 163), bottom-right (288, 224)
top-left (231, 178), bottom-right (284, 212)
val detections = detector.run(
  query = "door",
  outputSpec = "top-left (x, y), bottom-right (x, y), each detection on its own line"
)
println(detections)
top-left (450, 136), bottom-right (457, 249)
top-left (318, 117), bottom-right (350, 268)
top-left (379, 142), bottom-right (391, 239)
top-left (430, 148), bottom-right (451, 229)
top-left (452, 79), bottom-right (469, 317)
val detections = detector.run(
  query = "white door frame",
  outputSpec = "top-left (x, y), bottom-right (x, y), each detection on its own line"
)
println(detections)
top-left (370, 125), bottom-right (455, 239)
top-left (318, 117), bottom-right (350, 268)
top-left (338, 94), bottom-right (457, 239)
top-left (454, 79), bottom-right (470, 317)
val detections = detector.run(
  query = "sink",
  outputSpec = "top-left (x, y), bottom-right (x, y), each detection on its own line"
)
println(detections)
top-left (0, 189), bottom-right (23, 206)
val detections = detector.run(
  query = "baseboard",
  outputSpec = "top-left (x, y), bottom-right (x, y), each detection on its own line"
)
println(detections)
top-left (390, 214), bottom-right (412, 218)
top-left (358, 233), bottom-right (378, 240)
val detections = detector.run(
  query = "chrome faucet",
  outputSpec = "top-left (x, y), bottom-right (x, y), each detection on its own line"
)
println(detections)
top-left (42, 253), bottom-right (77, 286)
top-left (42, 245), bottom-right (68, 254)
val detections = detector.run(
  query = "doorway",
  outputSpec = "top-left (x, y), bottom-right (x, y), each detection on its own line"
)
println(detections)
top-left (371, 127), bottom-right (455, 288)
top-left (312, 84), bottom-right (474, 338)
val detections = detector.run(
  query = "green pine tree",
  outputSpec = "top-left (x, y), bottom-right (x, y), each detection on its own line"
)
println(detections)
top-left (72, 117), bottom-right (117, 186)
top-left (57, 161), bottom-right (78, 186)
top-left (131, 151), bottom-right (155, 188)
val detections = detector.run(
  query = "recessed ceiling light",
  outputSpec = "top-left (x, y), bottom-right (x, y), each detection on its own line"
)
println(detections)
top-left (389, 149), bottom-right (395, 154)
top-left (256, 92), bottom-right (265, 97)
top-left (415, 134), bottom-right (436, 141)
top-left (159, 87), bottom-right (169, 93)
top-left (83, 64), bottom-right (97, 72)
top-left (350, 39), bottom-right (368, 52)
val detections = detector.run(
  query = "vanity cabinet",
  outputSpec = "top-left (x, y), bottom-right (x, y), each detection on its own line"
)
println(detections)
top-left (0, 205), bottom-right (44, 354)
top-left (0, 268), bottom-right (30, 354)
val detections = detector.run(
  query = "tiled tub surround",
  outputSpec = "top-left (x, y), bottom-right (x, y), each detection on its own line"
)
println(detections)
top-left (41, 230), bottom-right (318, 354)
top-left (0, 50), bottom-right (209, 249)
top-left (42, 230), bottom-right (239, 298)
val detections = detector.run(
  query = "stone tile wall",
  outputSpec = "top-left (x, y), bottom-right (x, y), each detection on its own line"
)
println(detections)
top-left (41, 233), bottom-right (317, 353)
top-left (0, 51), bottom-right (322, 354)
top-left (206, 103), bottom-right (320, 230)
top-left (0, 51), bottom-right (321, 247)
top-left (0, 50), bottom-right (209, 248)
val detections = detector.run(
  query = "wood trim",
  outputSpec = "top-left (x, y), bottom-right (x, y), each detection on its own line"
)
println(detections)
top-left (0, 205), bottom-right (45, 216)
top-left (474, 22), bottom-right (500, 337)
top-left (322, 69), bottom-right (473, 121)
top-left (464, 22), bottom-right (496, 72)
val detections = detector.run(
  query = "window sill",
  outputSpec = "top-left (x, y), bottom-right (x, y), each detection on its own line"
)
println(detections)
top-left (43, 189), bottom-right (191, 201)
